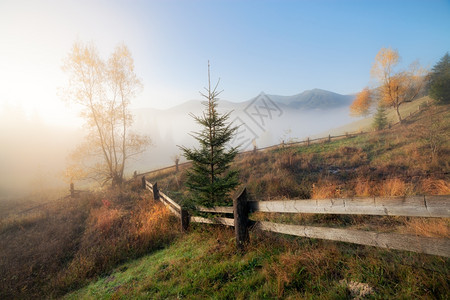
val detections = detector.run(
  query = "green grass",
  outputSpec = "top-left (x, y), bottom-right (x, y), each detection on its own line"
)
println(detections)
top-left (65, 226), bottom-right (449, 299)
top-left (323, 96), bottom-right (432, 136)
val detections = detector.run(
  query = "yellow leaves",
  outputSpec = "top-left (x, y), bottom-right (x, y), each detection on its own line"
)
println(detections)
top-left (353, 46), bottom-right (427, 123)
top-left (371, 47), bottom-right (399, 80)
top-left (61, 41), bottom-right (149, 186)
top-left (350, 87), bottom-right (372, 116)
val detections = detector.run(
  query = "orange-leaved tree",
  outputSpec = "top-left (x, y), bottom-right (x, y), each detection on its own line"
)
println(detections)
top-left (350, 87), bottom-right (372, 116)
top-left (351, 47), bottom-right (427, 123)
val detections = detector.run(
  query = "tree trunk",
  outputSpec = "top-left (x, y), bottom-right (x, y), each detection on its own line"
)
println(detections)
top-left (395, 105), bottom-right (403, 124)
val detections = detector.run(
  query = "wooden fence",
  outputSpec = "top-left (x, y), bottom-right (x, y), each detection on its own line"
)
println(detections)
top-left (142, 177), bottom-right (450, 258)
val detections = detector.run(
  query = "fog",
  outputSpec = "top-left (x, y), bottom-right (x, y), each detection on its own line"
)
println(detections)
top-left (0, 98), bottom-right (355, 198)
top-left (130, 97), bottom-right (355, 173)
top-left (0, 104), bottom-right (83, 198)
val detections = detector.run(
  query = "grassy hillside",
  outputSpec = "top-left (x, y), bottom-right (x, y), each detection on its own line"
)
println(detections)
top-left (66, 225), bottom-right (448, 299)
top-left (147, 98), bottom-right (449, 203)
top-left (321, 96), bottom-right (431, 136)
top-left (1, 99), bottom-right (448, 299)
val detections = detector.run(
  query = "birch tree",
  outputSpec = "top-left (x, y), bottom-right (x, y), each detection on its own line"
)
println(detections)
top-left (62, 41), bottom-right (149, 187)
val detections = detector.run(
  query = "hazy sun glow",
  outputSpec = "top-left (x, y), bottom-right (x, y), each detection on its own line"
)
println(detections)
top-left (1, 0), bottom-right (449, 127)
top-left (0, 0), bottom-right (143, 127)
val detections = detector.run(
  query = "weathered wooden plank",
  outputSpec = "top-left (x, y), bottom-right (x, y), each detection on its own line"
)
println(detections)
top-left (256, 221), bottom-right (450, 258)
top-left (159, 191), bottom-right (181, 210)
top-left (145, 181), bottom-right (153, 190)
top-left (190, 216), bottom-right (235, 227)
top-left (162, 201), bottom-right (181, 218)
top-left (424, 195), bottom-right (450, 217)
top-left (160, 196), bottom-right (180, 213)
top-left (248, 195), bottom-right (450, 218)
top-left (197, 206), bottom-right (234, 214)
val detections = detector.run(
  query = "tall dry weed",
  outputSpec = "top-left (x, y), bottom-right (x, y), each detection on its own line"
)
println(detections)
top-left (353, 178), bottom-right (373, 197)
top-left (376, 178), bottom-right (411, 196)
top-left (420, 178), bottom-right (450, 195)
top-left (311, 181), bottom-right (341, 199)
top-left (404, 218), bottom-right (450, 238)
top-left (90, 206), bottom-right (124, 234)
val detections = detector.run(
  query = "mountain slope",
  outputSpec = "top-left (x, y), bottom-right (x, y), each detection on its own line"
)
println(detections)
top-left (268, 88), bottom-right (354, 109)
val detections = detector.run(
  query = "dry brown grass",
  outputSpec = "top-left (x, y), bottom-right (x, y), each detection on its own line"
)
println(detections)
top-left (353, 178), bottom-right (373, 197)
top-left (420, 178), bottom-right (450, 195)
top-left (0, 196), bottom-right (90, 299)
top-left (376, 178), bottom-right (412, 196)
top-left (53, 194), bottom-right (178, 297)
top-left (403, 218), bottom-right (450, 238)
top-left (0, 184), bottom-right (179, 299)
top-left (311, 181), bottom-right (341, 199)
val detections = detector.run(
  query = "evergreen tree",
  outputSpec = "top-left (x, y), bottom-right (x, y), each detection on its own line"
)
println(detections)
top-left (179, 63), bottom-right (239, 208)
top-left (429, 52), bottom-right (450, 104)
top-left (372, 104), bottom-right (388, 130)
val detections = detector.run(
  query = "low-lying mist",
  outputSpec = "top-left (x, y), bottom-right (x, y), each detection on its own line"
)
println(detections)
top-left (0, 105), bottom-right (82, 198)
top-left (0, 100), bottom-right (354, 199)
top-left (131, 100), bottom-right (354, 173)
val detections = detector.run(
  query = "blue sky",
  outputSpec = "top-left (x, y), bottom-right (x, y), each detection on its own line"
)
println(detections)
top-left (0, 0), bottom-right (449, 124)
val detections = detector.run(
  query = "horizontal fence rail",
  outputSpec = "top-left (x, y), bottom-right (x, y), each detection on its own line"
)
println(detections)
top-left (248, 195), bottom-right (449, 218)
top-left (255, 221), bottom-right (450, 258)
top-left (198, 195), bottom-right (450, 218)
top-left (191, 216), bottom-right (235, 227)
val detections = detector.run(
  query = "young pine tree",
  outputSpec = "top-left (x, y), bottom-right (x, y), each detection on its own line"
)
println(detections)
top-left (372, 104), bottom-right (388, 130)
top-left (179, 63), bottom-right (239, 208)
top-left (428, 52), bottom-right (450, 104)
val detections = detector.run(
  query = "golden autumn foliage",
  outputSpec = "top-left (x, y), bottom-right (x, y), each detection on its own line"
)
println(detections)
top-left (351, 47), bottom-right (427, 123)
top-left (350, 87), bottom-right (372, 116)
top-left (371, 47), bottom-right (400, 80)
top-left (62, 41), bottom-right (150, 187)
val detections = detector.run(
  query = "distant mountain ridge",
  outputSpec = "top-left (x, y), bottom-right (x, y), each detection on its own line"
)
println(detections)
top-left (130, 88), bottom-right (356, 171)
top-left (162, 88), bottom-right (354, 112)
top-left (267, 88), bottom-right (354, 110)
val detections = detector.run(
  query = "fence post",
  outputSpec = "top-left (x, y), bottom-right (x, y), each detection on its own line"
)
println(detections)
top-left (70, 183), bottom-right (74, 198)
top-left (175, 158), bottom-right (179, 173)
top-left (180, 209), bottom-right (190, 232)
top-left (142, 176), bottom-right (146, 190)
top-left (233, 187), bottom-right (249, 251)
top-left (306, 137), bottom-right (310, 146)
top-left (153, 182), bottom-right (160, 201)
top-left (328, 134), bottom-right (331, 143)
top-left (345, 132), bottom-right (348, 138)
